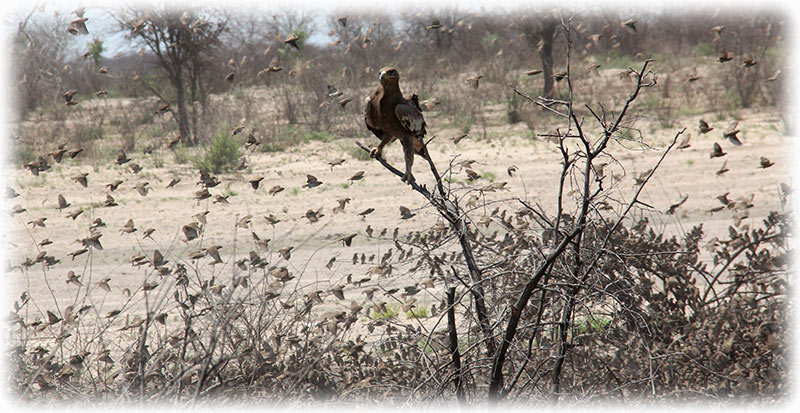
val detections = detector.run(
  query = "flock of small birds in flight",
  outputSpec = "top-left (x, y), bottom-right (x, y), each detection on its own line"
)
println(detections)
top-left (7, 7), bottom-right (788, 330)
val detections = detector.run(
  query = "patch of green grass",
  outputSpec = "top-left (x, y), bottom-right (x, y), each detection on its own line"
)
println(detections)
top-left (406, 305), bottom-right (428, 319)
top-left (260, 126), bottom-right (336, 152)
top-left (693, 42), bottom-right (715, 58)
top-left (288, 187), bottom-right (300, 196)
top-left (575, 316), bottom-right (610, 335)
top-left (371, 304), bottom-right (399, 320)
top-left (481, 171), bottom-right (496, 182)
top-left (686, 159), bottom-right (694, 167)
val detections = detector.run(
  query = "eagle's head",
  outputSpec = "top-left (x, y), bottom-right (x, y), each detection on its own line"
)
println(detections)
top-left (379, 67), bottom-right (400, 83)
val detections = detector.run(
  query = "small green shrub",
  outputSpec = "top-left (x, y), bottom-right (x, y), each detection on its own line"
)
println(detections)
top-left (193, 128), bottom-right (242, 174)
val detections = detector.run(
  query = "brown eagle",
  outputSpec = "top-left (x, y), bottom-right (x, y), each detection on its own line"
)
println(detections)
top-left (364, 67), bottom-right (428, 184)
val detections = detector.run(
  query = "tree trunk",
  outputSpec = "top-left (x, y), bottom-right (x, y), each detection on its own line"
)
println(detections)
top-left (539, 17), bottom-right (557, 98)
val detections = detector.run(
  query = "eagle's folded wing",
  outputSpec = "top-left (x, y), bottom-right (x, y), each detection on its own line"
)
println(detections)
top-left (394, 103), bottom-right (426, 137)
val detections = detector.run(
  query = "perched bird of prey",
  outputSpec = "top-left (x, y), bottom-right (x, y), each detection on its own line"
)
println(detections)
top-left (364, 67), bottom-right (429, 183)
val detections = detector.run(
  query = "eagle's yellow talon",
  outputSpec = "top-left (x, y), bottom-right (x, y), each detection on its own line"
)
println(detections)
top-left (369, 147), bottom-right (380, 158)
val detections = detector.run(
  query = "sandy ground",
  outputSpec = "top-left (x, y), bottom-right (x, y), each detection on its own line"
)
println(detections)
top-left (3, 104), bottom-right (792, 334)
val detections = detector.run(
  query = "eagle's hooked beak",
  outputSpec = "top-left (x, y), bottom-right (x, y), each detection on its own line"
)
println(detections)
top-left (379, 71), bottom-right (386, 80)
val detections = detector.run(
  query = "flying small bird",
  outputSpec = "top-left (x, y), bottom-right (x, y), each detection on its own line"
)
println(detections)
top-left (525, 69), bottom-right (543, 76)
top-left (465, 74), bottom-right (483, 89)
top-left (205, 245), bottom-right (223, 264)
top-left (327, 84), bottom-right (343, 99)
top-left (49, 148), bottom-right (67, 163)
top-left (665, 194), bottom-right (689, 215)
top-left (349, 171), bottom-right (365, 182)
top-left (104, 194), bottom-right (118, 207)
top-left (142, 228), bottom-right (156, 239)
top-left (465, 169), bottom-right (481, 181)
top-left (213, 195), bottom-right (230, 204)
top-left (106, 180), bottom-right (123, 191)
top-left (764, 70), bottom-right (781, 82)
top-left (28, 217), bottom-right (47, 228)
top-left (698, 119), bottom-right (714, 134)
top-left (128, 163), bottom-right (142, 174)
top-left (329, 284), bottom-right (344, 299)
top-left (426, 18), bottom-right (442, 30)
top-left (249, 177), bottom-right (264, 189)
top-left (303, 174), bottom-right (322, 188)
top-left (244, 133), bottom-right (260, 151)
top-left (328, 159), bottom-right (346, 170)
top-left (134, 182), bottom-right (150, 196)
top-left (716, 192), bottom-right (731, 205)
top-left (67, 17), bottom-right (89, 35)
top-left (333, 197), bottom-right (351, 214)
top-left (68, 247), bottom-right (88, 260)
top-left (268, 185), bottom-right (284, 196)
top-left (718, 49), bottom-right (733, 63)
top-left (676, 133), bottom-right (691, 150)
top-left (225, 72), bottom-right (235, 82)
top-left (399, 206), bottom-right (415, 219)
top-left (182, 223), bottom-right (200, 241)
top-left (710, 142), bottom-right (726, 158)
top-left (715, 160), bottom-right (729, 176)
top-left (742, 54), bottom-right (757, 67)
top-left (341, 233), bottom-right (357, 247)
top-left (278, 246), bottom-right (294, 260)
top-left (154, 103), bottom-right (170, 115)
top-left (621, 19), bottom-right (637, 32)
top-left (507, 165), bottom-right (518, 176)
top-left (337, 16), bottom-right (348, 27)
top-left (265, 214), bottom-right (280, 226)
top-left (98, 66), bottom-right (109, 74)
top-left (166, 178), bottom-right (180, 188)
top-left (759, 156), bottom-right (774, 169)
top-left (5, 186), bottom-right (19, 199)
top-left (90, 218), bottom-right (106, 229)
top-left (419, 97), bottom-right (440, 111)
top-left (63, 89), bottom-right (78, 105)
top-left (338, 98), bottom-right (352, 108)
top-left (116, 150), bottom-right (130, 165)
top-left (453, 134), bottom-right (468, 144)
top-left (723, 122), bottom-right (742, 146)
top-left (167, 135), bottom-right (181, 149)
top-left (554, 71), bottom-right (568, 81)
top-left (712, 25), bottom-right (725, 38)
top-left (71, 173), bottom-right (88, 188)
top-left (65, 271), bottom-right (81, 286)
top-left (11, 204), bottom-right (26, 215)
top-left (358, 208), bottom-right (375, 218)
top-left (284, 33), bottom-right (300, 49)
top-left (194, 210), bottom-right (209, 225)
top-left (68, 148), bottom-right (84, 159)
top-left (57, 194), bottom-right (70, 211)
top-left (304, 208), bottom-right (324, 223)
top-left (195, 188), bottom-right (211, 201)
top-left (120, 219), bottom-right (136, 234)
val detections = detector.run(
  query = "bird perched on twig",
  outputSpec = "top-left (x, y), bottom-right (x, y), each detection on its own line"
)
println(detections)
top-left (365, 67), bottom-right (429, 184)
